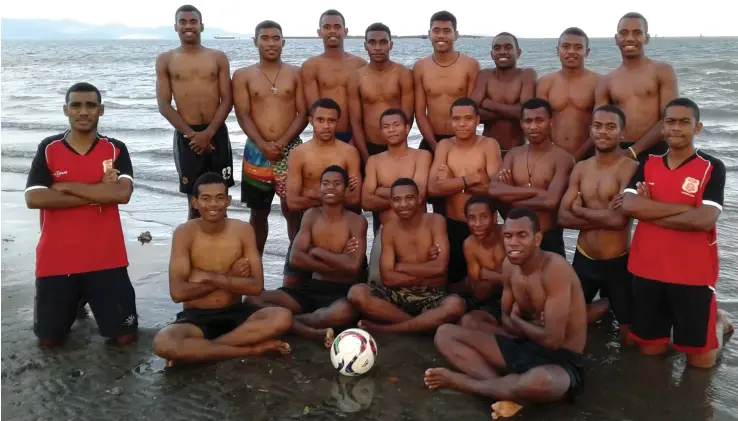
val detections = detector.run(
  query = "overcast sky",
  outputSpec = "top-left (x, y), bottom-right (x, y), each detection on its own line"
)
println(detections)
top-left (2, 0), bottom-right (734, 37)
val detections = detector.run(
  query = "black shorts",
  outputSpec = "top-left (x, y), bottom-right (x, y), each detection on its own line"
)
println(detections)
top-left (496, 335), bottom-right (585, 400)
top-left (630, 277), bottom-right (719, 354)
top-left (540, 227), bottom-right (566, 258)
top-left (336, 132), bottom-right (352, 144)
top-left (173, 123), bottom-right (235, 195)
top-left (172, 303), bottom-right (259, 340)
top-left (279, 279), bottom-right (353, 313)
top-left (573, 249), bottom-right (633, 325)
top-left (419, 135), bottom-right (453, 216)
top-left (464, 291), bottom-right (503, 322)
top-left (447, 217), bottom-right (471, 285)
top-left (34, 267), bottom-right (138, 340)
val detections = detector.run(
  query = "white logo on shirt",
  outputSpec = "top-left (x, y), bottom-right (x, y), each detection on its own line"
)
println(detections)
top-left (682, 177), bottom-right (700, 196)
top-left (53, 170), bottom-right (68, 177)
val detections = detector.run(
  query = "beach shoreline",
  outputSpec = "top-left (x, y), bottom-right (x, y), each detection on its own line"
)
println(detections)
top-left (2, 170), bottom-right (737, 420)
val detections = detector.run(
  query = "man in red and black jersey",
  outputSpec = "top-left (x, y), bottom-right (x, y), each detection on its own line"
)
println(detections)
top-left (622, 97), bottom-right (733, 368)
top-left (24, 82), bottom-right (138, 347)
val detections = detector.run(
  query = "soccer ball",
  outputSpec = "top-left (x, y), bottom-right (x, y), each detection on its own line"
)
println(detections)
top-left (330, 328), bottom-right (378, 376)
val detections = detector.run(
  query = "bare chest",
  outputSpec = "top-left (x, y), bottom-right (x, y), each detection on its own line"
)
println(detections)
top-left (609, 71), bottom-right (659, 104)
top-left (512, 152), bottom-right (555, 188)
top-left (169, 57), bottom-right (218, 82)
top-left (360, 73), bottom-right (402, 104)
top-left (190, 235), bottom-right (242, 273)
top-left (376, 157), bottom-right (417, 186)
top-left (447, 147), bottom-right (487, 176)
top-left (248, 73), bottom-right (296, 101)
top-left (486, 77), bottom-right (522, 103)
top-left (311, 218), bottom-right (351, 252)
top-left (423, 68), bottom-right (468, 97)
top-left (548, 77), bottom-right (597, 111)
top-left (317, 63), bottom-right (355, 90)
top-left (393, 228), bottom-right (433, 263)
top-left (510, 271), bottom-right (546, 313)
top-left (580, 168), bottom-right (622, 206)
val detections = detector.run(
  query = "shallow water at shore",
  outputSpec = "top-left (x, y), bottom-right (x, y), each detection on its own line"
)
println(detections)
top-left (2, 170), bottom-right (738, 421)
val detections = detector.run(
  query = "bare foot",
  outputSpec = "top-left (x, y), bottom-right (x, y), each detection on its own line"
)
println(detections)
top-left (718, 310), bottom-right (734, 336)
top-left (251, 340), bottom-right (292, 356)
top-left (324, 328), bottom-right (335, 349)
top-left (491, 401), bottom-right (523, 419)
top-left (358, 320), bottom-right (391, 334)
top-left (424, 367), bottom-right (463, 390)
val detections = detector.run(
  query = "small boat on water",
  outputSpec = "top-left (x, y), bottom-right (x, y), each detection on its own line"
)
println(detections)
top-left (215, 34), bottom-right (236, 39)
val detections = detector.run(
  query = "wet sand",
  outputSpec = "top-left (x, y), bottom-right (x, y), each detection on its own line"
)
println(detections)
top-left (2, 171), bottom-right (737, 421)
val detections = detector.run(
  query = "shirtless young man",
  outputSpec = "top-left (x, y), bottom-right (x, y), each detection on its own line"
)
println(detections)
top-left (347, 23), bottom-right (414, 163)
top-left (558, 105), bottom-right (638, 341)
top-left (251, 166), bottom-right (367, 347)
top-left (363, 109), bottom-right (432, 283)
top-left (414, 11), bottom-right (480, 214)
top-left (152, 173), bottom-right (292, 365)
top-left (537, 28), bottom-right (600, 161)
top-left (458, 196), bottom-right (507, 332)
top-left (426, 209), bottom-right (587, 416)
top-left (348, 178), bottom-right (467, 334)
top-left (428, 98), bottom-right (502, 288)
top-left (233, 20), bottom-right (307, 254)
top-left (471, 32), bottom-right (537, 158)
top-left (302, 9), bottom-right (367, 144)
top-left (595, 12), bottom-right (678, 163)
top-left (156, 5), bottom-right (234, 219)
top-left (488, 98), bottom-right (575, 258)
top-left (284, 98), bottom-right (362, 286)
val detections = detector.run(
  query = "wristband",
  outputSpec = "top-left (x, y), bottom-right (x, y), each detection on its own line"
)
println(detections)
top-left (629, 146), bottom-right (637, 160)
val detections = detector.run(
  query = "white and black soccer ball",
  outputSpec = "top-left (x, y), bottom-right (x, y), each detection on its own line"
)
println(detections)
top-left (330, 328), bottom-right (378, 376)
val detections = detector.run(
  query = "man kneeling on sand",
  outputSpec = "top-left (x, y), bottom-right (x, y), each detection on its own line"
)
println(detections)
top-left (425, 208), bottom-right (586, 418)
top-left (348, 178), bottom-right (466, 334)
top-left (153, 173), bottom-right (292, 364)
top-left (250, 165), bottom-right (367, 347)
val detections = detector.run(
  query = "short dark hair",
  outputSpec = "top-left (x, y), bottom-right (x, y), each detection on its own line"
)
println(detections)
top-left (559, 27), bottom-right (589, 48)
top-left (380, 108), bottom-right (408, 126)
top-left (175, 4), bottom-right (202, 21)
top-left (593, 105), bottom-right (627, 128)
top-left (192, 172), bottom-right (228, 197)
top-left (464, 196), bottom-right (493, 216)
top-left (319, 9), bottom-right (345, 26)
top-left (493, 32), bottom-right (519, 49)
top-left (450, 97), bottom-right (479, 116)
top-left (365, 22), bottom-right (391, 40)
top-left (321, 165), bottom-right (349, 187)
top-left (65, 82), bottom-right (102, 104)
top-left (521, 98), bottom-right (553, 119)
top-left (506, 208), bottom-right (540, 233)
top-left (390, 178), bottom-right (419, 194)
top-left (664, 98), bottom-right (701, 122)
top-left (619, 12), bottom-right (648, 33)
top-left (310, 98), bottom-right (342, 119)
top-left (255, 20), bottom-right (282, 37)
top-left (430, 11), bottom-right (457, 30)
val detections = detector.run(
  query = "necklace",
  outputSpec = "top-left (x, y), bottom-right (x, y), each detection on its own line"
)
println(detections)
top-left (257, 63), bottom-right (282, 95)
top-left (526, 143), bottom-right (553, 187)
top-left (432, 52), bottom-right (460, 68)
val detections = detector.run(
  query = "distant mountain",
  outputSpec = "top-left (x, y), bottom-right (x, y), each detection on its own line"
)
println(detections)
top-left (1, 18), bottom-right (251, 40)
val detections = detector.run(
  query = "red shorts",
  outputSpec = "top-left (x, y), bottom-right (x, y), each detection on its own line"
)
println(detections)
top-left (629, 277), bottom-right (718, 354)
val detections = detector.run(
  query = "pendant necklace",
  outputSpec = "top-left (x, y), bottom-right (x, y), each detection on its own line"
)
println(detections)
top-left (257, 63), bottom-right (282, 95)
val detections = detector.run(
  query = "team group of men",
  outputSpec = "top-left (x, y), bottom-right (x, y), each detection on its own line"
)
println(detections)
top-left (24, 4), bottom-right (733, 413)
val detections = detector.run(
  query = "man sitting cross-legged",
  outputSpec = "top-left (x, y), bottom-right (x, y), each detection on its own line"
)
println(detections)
top-left (153, 173), bottom-right (293, 365)
top-left (348, 178), bottom-right (466, 334)
top-left (425, 208), bottom-right (587, 418)
top-left (250, 165), bottom-right (368, 347)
